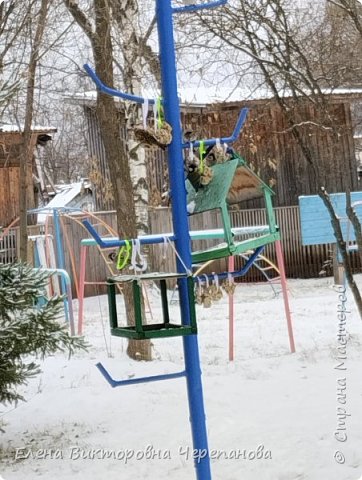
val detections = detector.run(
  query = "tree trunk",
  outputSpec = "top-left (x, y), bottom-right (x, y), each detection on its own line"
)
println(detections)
top-left (345, 187), bottom-right (362, 265)
top-left (110, 0), bottom-right (155, 360)
top-left (19, 144), bottom-right (30, 262)
top-left (92, 0), bottom-right (151, 360)
top-left (111, 0), bottom-right (157, 237)
top-left (320, 187), bottom-right (362, 318)
top-left (64, 0), bottom-right (161, 359)
top-left (19, 0), bottom-right (49, 261)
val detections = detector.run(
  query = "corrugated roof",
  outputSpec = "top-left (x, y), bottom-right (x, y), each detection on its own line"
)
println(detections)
top-left (0, 124), bottom-right (57, 133)
top-left (37, 182), bottom-right (89, 223)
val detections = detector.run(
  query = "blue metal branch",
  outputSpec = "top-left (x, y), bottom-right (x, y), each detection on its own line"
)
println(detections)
top-left (83, 64), bottom-right (156, 105)
top-left (96, 362), bottom-right (186, 388)
top-left (82, 220), bottom-right (122, 248)
top-left (173, 0), bottom-right (227, 14)
top-left (82, 219), bottom-right (176, 248)
top-left (194, 246), bottom-right (264, 283)
top-left (181, 107), bottom-right (248, 149)
top-left (84, 63), bottom-right (247, 151)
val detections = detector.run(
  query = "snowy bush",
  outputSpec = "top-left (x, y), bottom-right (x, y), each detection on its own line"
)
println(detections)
top-left (0, 263), bottom-right (86, 405)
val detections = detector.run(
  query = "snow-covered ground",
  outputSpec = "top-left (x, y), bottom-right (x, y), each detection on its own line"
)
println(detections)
top-left (1, 276), bottom-right (362, 480)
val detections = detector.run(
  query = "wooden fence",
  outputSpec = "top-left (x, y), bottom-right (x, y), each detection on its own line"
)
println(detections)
top-left (1, 206), bottom-right (361, 297)
top-left (148, 205), bottom-right (346, 282)
top-left (84, 99), bottom-right (359, 212)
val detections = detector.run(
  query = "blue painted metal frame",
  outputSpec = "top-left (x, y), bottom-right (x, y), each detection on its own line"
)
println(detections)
top-left (83, 65), bottom-right (247, 151)
top-left (53, 209), bottom-right (69, 321)
top-left (155, 3), bottom-right (212, 477)
top-left (181, 107), bottom-right (248, 149)
top-left (33, 242), bottom-right (47, 308)
top-left (84, 64), bottom-right (155, 104)
top-left (194, 246), bottom-right (264, 283)
top-left (82, 218), bottom-right (269, 248)
top-left (84, 1), bottom-right (235, 479)
top-left (82, 218), bottom-right (176, 248)
top-left (172, 0), bottom-right (227, 14)
top-left (96, 362), bottom-right (186, 387)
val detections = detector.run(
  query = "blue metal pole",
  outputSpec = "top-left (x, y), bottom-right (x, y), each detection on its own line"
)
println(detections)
top-left (33, 241), bottom-right (46, 308)
top-left (156, 2), bottom-right (211, 479)
top-left (53, 209), bottom-right (69, 322)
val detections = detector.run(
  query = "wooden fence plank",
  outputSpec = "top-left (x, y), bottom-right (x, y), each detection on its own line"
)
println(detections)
top-left (1, 206), bottom-right (361, 296)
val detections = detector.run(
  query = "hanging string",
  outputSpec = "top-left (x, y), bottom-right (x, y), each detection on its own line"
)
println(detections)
top-left (95, 281), bottom-right (112, 358)
top-left (142, 98), bottom-right (149, 130)
top-left (165, 236), bottom-right (192, 276)
top-left (162, 236), bottom-right (168, 261)
top-left (130, 239), bottom-right (138, 271)
top-left (188, 141), bottom-right (194, 162)
top-left (129, 238), bottom-right (147, 273)
top-left (153, 100), bottom-right (158, 132)
top-left (197, 276), bottom-right (202, 296)
top-left (136, 239), bottom-right (148, 272)
top-left (156, 97), bottom-right (163, 129)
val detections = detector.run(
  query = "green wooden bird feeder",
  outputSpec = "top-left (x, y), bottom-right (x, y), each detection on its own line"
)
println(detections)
top-left (186, 152), bottom-right (280, 263)
top-left (107, 272), bottom-right (197, 340)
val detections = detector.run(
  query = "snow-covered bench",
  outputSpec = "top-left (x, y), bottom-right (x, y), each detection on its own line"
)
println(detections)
top-left (299, 192), bottom-right (362, 284)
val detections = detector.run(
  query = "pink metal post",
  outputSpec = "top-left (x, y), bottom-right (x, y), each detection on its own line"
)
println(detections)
top-left (228, 256), bottom-right (235, 361)
top-left (275, 239), bottom-right (296, 353)
top-left (66, 283), bottom-right (75, 336)
top-left (78, 244), bottom-right (88, 335)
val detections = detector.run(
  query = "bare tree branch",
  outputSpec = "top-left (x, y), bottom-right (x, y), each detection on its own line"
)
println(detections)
top-left (63, 0), bottom-right (95, 42)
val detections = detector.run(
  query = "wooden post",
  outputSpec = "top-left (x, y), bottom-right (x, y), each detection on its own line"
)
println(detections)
top-left (275, 240), bottom-right (296, 353)
top-left (78, 245), bottom-right (88, 335)
top-left (333, 244), bottom-right (345, 285)
top-left (27, 237), bottom-right (35, 266)
top-left (228, 256), bottom-right (235, 362)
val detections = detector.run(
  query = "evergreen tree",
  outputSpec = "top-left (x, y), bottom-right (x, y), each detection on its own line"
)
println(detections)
top-left (0, 263), bottom-right (86, 405)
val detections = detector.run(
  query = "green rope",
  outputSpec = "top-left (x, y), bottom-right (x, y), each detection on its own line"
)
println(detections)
top-left (116, 240), bottom-right (132, 270)
top-left (198, 140), bottom-right (206, 174)
top-left (156, 97), bottom-right (164, 129)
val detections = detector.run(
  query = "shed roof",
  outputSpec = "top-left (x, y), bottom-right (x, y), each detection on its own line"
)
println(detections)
top-left (66, 86), bottom-right (362, 109)
top-left (37, 181), bottom-right (92, 223)
top-left (0, 124), bottom-right (57, 134)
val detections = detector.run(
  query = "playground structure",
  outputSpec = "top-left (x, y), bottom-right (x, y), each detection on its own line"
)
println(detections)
top-left (191, 249), bottom-right (284, 361)
top-left (77, 225), bottom-right (293, 353)
top-left (1, 204), bottom-right (289, 359)
top-left (2, 204), bottom-right (288, 357)
top-left (299, 192), bottom-right (362, 283)
top-left (0, 211), bottom-right (75, 332)
top-left (0, 2), bottom-right (297, 478)
top-left (0, 207), bottom-right (130, 337)
top-left (79, 1), bottom-right (296, 480)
